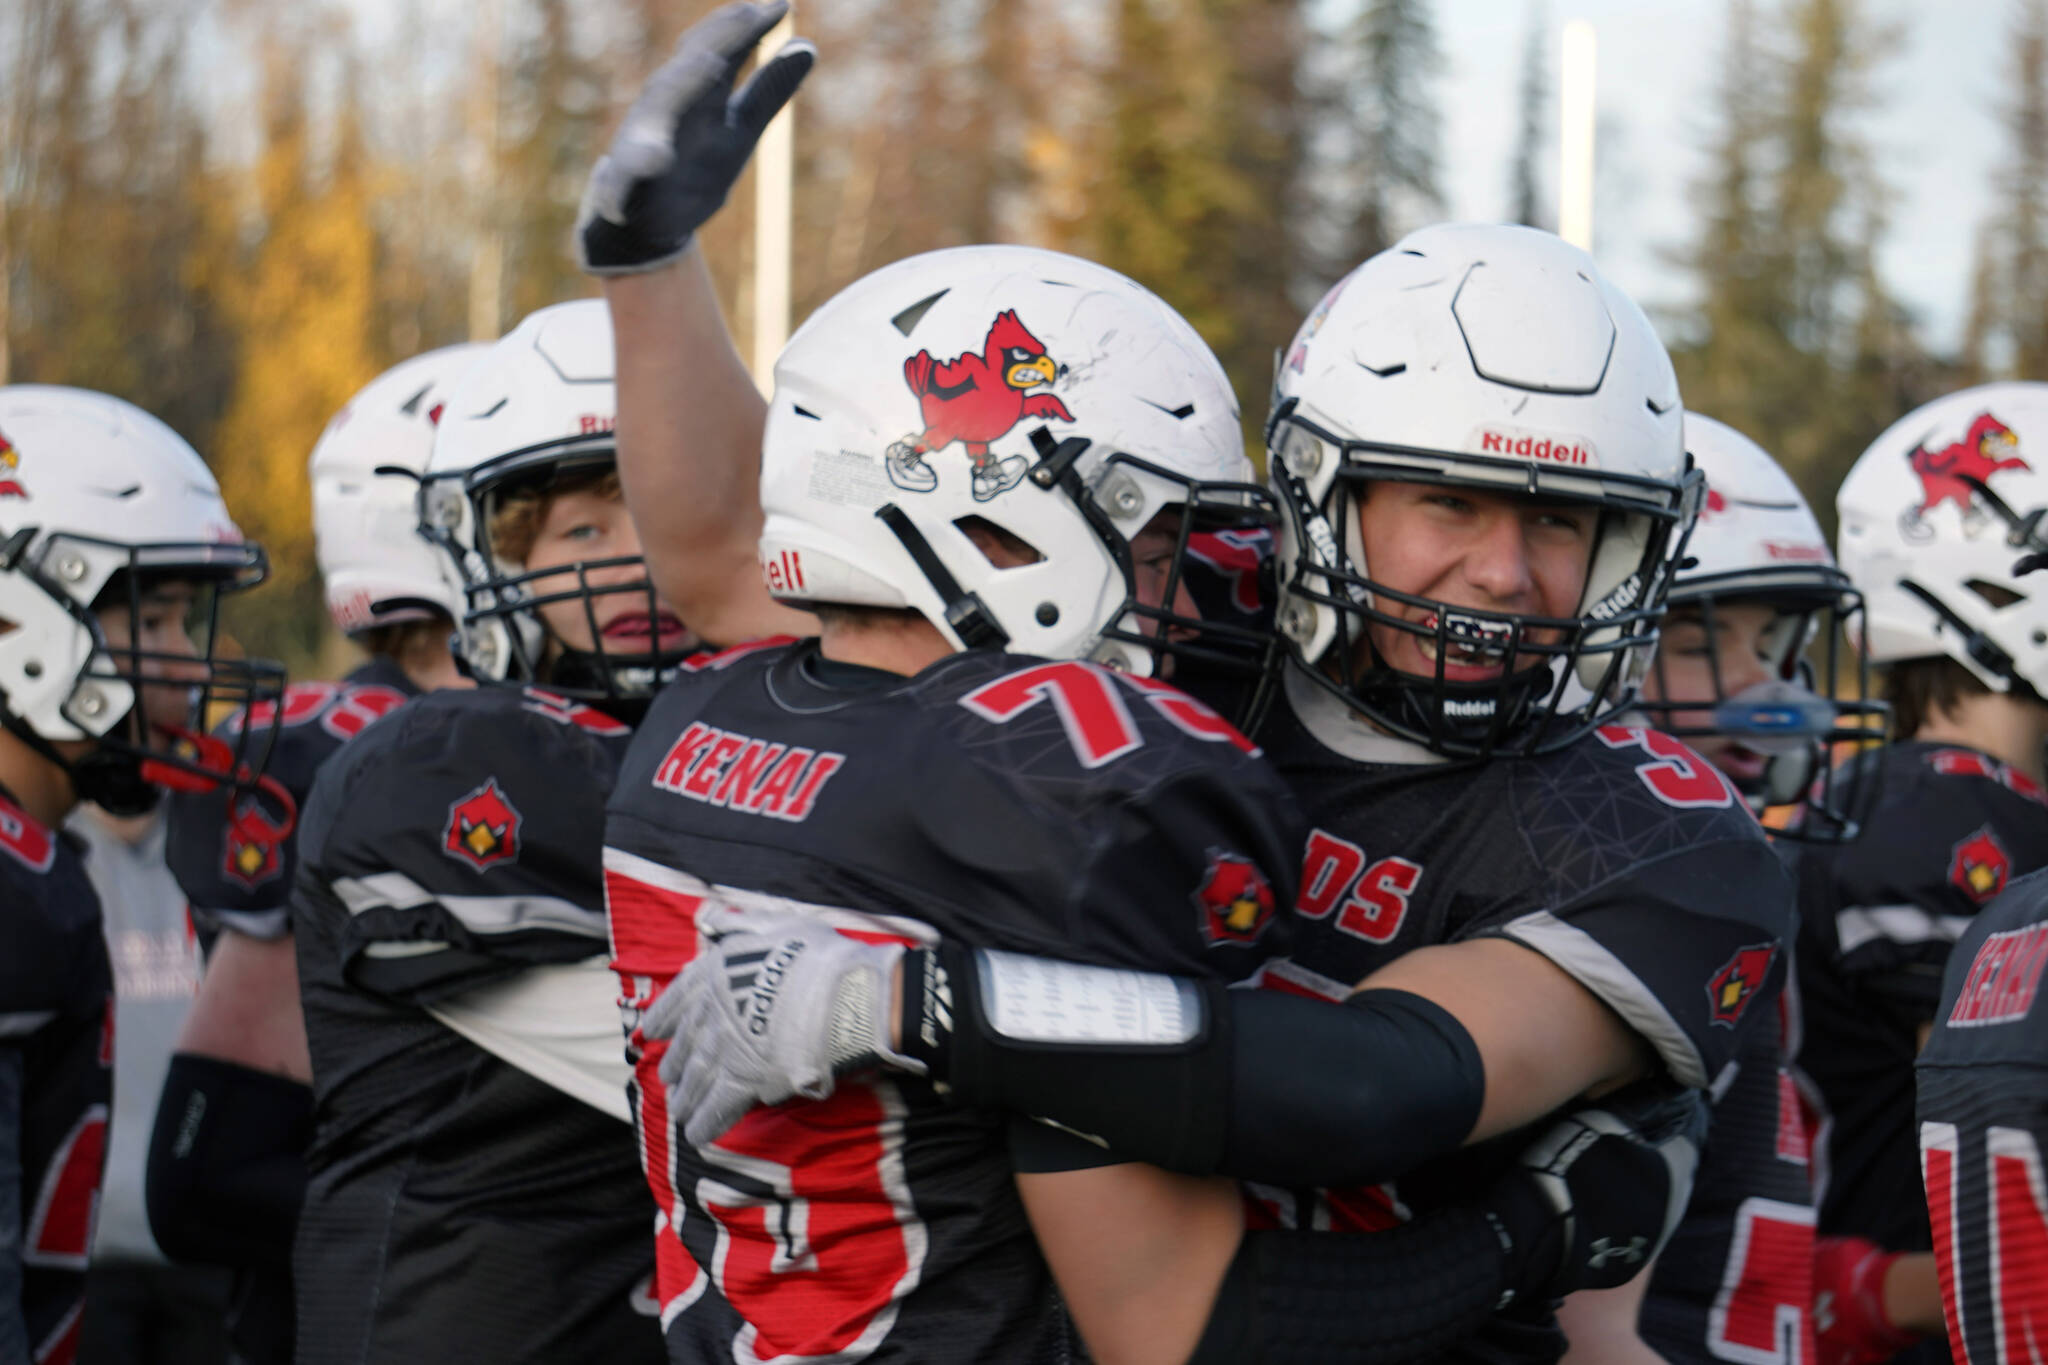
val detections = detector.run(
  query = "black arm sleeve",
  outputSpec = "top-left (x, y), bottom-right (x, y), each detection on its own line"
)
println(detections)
top-left (146, 1053), bottom-right (313, 1266)
top-left (906, 944), bottom-right (1485, 1187)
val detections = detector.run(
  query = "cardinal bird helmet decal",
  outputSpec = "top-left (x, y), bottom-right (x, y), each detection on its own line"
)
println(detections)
top-left (0, 425), bottom-right (27, 500)
top-left (1900, 410), bottom-right (2030, 541)
top-left (886, 309), bottom-right (1075, 502)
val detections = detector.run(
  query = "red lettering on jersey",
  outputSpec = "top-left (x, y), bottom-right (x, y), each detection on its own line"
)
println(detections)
top-left (1195, 850), bottom-right (1278, 945)
top-left (1991, 1128), bottom-right (2048, 1362)
top-left (960, 661), bottom-right (1142, 768)
top-left (1707, 942), bottom-right (1778, 1028)
top-left (651, 722), bottom-right (844, 823)
top-left (242, 682), bottom-right (337, 731)
top-left (1952, 826), bottom-right (2014, 905)
top-left (23, 1106), bottom-right (108, 1271)
top-left (320, 684), bottom-right (408, 740)
top-left (1597, 725), bottom-right (1739, 809)
top-left (1774, 1069), bottom-right (1810, 1165)
top-left (1708, 1197), bottom-right (1816, 1365)
top-left (681, 733), bottom-right (746, 799)
top-left (441, 778), bottom-right (522, 870)
top-left (1297, 829), bottom-right (1367, 920)
top-left (35, 1298), bottom-right (82, 1365)
top-left (1119, 674), bottom-right (1260, 755)
top-left (0, 790), bottom-right (56, 873)
top-left (1335, 857), bottom-right (1422, 945)
top-left (1949, 922), bottom-right (2048, 1027)
top-left (1923, 1123), bottom-right (1970, 1364)
top-left (1929, 748), bottom-right (2048, 806)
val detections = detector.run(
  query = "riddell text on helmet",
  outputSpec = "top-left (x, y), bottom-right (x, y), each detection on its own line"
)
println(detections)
top-left (1475, 427), bottom-right (1599, 467)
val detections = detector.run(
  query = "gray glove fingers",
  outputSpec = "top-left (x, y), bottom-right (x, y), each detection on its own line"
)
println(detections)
top-left (608, 1), bottom-right (791, 180)
top-left (641, 969), bottom-right (694, 1045)
top-left (728, 39), bottom-right (816, 141)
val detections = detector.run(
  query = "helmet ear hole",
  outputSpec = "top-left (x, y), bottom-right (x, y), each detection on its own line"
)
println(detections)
top-left (952, 517), bottom-right (1043, 569)
top-left (1966, 578), bottom-right (2025, 610)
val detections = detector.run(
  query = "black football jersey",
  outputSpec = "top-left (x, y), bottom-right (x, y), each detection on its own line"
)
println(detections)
top-left (1796, 742), bottom-right (2048, 1260)
top-left (291, 684), bottom-right (662, 1365)
top-left (1238, 678), bottom-right (1796, 1362)
top-left (1639, 978), bottom-right (1820, 1365)
top-left (0, 787), bottom-right (110, 1365)
top-left (167, 656), bottom-right (416, 942)
top-left (605, 639), bottom-right (1303, 1365)
top-left (1917, 866), bottom-right (2048, 1364)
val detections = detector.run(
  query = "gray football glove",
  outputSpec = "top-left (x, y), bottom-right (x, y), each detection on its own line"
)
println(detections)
top-left (644, 909), bottom-right (918, 1146)
top-left (575, 1), bottom-right (815, 275)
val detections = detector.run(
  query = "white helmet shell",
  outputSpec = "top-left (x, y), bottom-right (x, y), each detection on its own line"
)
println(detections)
top-left (0, 385), bottom-right (257, 741)
top-left (758, 244), bottom-right (1250, 671)
top-left (1679, 413), bottom-right (1837, 596)
top-left (424, 300), bottom-right (621, 685)
top-left (1266, 223), bottom-right (1694, 753)
top-left (310, 343), bottom-right (487, 635)
top-left (1837, 381), bottom-right (2048, 694)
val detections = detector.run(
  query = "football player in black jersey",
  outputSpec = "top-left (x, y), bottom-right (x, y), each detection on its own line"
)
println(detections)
top-left (584, 15), bottom-right (1776, 1360)
top-left (0, 384), bottom-right (281, 1365)
top-left (1799, 382), bottom-right (2048, 1365)
top-left (1554, 414), bottom-right (1882, 1364)
top-left (143, 344), bottom-right (479, 1364)
top-left (1919, 863), bottom-right (2048, 1362)
top-left (286, 301), bottom-right (690, 1364)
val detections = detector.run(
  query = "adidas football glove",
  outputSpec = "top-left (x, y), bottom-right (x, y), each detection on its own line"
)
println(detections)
top-left (575, 1), bottom-right (815, 275)
top-left (645, 908), bottom-right (920, 1146)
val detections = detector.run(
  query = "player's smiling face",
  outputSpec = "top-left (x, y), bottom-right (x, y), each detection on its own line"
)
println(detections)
top-left (1351, 480), bottom-right (1596, 681)
top-left (524, 484), bottom-right (694, 657)
top-left (1643, 600), bottom-right (1784, 784)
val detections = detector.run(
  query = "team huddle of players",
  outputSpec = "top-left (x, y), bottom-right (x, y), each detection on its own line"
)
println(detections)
top-left (7, 2), bottom-right (2048, 1363)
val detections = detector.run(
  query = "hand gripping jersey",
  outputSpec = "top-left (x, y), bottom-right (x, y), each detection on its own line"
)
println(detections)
top-left (1639, 980), bottom-right (1821, 1365)
top-left (1796, 742), bottom-right (2048, 1260)
top-left (166, 656), bottom-right (417, 942)
top-left (0, 788), bottom-right (110, 1365)
top-left (290, 685), bottom-right (663, 1365)
top-left (1918, 866), bottom-right (2048, 1365)
top-left (605, 639), bottom-right (1302, 1365)
top-left (1240, 675), bottom-right (1795, 1361)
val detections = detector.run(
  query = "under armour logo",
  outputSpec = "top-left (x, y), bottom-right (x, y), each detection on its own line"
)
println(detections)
top-left (1585, 1236), bottom-right (1648, 1269)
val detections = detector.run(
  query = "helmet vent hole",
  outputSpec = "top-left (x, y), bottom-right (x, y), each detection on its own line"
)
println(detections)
top-left (792, 404), bottom-right (821, 420)
top-left (398, 383), bottom-right (433, 416)
top-left (1966, 578), bottom-right (2025, 609)
top-left (891, 290), bottom-right (950, 337)
top-left (954, 516), bottom-right (1042, 568)
top-left (22, 660), bottom-right (39, 678)
top-left (1357, 362), bottom-right (1406, 378)
top-left (478, 397), bottom-right (508, 419)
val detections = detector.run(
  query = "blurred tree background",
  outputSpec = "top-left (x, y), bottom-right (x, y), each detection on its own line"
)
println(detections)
top-left (0, 0), bottom-right (2034, 674)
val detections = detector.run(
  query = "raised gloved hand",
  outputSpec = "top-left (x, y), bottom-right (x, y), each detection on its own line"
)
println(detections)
top-left (575, 1), bottom-right (815, 275)
top-left (643, 908), bottom-right (919, 1146)
top-left (1490, 1081), bottom-right (1708, 1303)
top-left (1813, 1236), bottom-right (1921, 1365)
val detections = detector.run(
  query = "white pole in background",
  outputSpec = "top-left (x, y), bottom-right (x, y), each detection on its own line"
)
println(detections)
top-left (1558, 19), bottom-right (1597, 253)
top-left (752, 10), bottom-right (795, 395)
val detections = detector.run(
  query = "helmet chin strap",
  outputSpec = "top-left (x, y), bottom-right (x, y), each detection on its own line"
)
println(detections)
top-left (0, 706), bottom-right (160, 817)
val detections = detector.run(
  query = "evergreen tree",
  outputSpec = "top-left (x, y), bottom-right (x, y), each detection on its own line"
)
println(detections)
top-left (1509, 2), bottom-right (1548, 228)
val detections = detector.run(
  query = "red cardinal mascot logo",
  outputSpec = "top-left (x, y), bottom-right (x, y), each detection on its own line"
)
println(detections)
top-left (1706, 942), bottom-right (1778, 1028)
top-left (1902, 411), bottom-right (2029, 537)
top-left (1195, 850), bottom-right (1277, 946)
top-left (0, 427), bottom-right (27, 499)
top-left (885, 310), bottom-right (1074, 502)
top-left (443, 778), bottom-right (522, 871)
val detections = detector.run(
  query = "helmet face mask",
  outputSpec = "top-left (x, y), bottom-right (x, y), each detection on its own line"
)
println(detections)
top-left (421, 302), bottom-right (695, 704)
top-left (1264, 225), bottom-right (1696, 759)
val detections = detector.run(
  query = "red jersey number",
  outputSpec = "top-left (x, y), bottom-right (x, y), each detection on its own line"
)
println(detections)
top-left (1922, 1120), bottom-right (2048, 1364)
top-left (1708, 1197), bottom-right (1816, 1365)
top-left (1596, 725), bottom-right (1739, 809)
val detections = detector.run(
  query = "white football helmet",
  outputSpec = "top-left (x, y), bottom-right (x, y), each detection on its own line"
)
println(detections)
top-left (423, 300), bottom-right (687, 700)
top-left (0, 385), bottom-right (280, 813)
top-left (1266, 222), bottom-right (1700, 756)
top-left (758, 244), bottom-right (1273, 680)
top-left (1638, 413), bottom-right (1886, 833)
top-left (310, 343), bottom-right (487, 635)
top-left (1837, 381), bottom-right (2048, 698)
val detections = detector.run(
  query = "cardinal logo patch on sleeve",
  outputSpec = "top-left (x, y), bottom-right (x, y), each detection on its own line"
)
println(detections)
top-left (1195, 850), bottom-right (1277, 946)
top-left (1950, 825), bottom-right (2013, 904)
top-left (221, 825), bottom-right (282, 891)
top-left (443, 778), bottom-right (522, 871)
top-left (1706, 942), bottom-right (1778, 1028)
